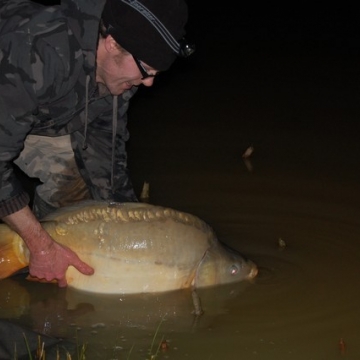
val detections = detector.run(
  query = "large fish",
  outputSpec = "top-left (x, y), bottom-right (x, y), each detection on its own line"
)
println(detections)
top-left (0, 201), bottom-right (257, 294)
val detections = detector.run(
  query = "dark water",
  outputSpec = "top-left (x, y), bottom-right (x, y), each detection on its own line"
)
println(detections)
top-left (1, 4), bottom-right (360, 360)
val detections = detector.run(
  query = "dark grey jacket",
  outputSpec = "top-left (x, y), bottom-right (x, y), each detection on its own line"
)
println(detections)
top-left (0, 0), bottom-right (138, 218)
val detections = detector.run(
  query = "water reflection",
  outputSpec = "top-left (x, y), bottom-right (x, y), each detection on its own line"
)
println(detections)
top-left (0, 275), bottom-right (252, 358)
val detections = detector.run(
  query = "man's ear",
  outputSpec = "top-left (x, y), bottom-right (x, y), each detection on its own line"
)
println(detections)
top-left (104, 35), bottom-right (119, 53)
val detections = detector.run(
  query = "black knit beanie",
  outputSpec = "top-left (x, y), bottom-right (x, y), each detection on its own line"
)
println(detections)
top-left (101, 0), bottom-right (188, 71)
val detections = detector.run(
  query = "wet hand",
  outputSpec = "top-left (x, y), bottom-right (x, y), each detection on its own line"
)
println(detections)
top-left (29, 241), bottom-right (94, 287)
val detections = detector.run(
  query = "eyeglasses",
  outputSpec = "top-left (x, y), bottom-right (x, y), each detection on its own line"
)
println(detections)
top-left (132, 55), bottom-right (156, 80)
top-left (178, 38), bottom-right (196, 58)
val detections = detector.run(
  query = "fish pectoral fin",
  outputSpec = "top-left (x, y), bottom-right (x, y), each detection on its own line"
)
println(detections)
top-left (185, 267), bottom-right (204, 316)
top-left (191, 288), bottom-right (203, 316)
top-left (183, 268), bottom-right (197, 288)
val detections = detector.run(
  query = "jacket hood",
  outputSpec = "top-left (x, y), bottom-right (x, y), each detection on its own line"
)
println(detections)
top-left (61, 0), bottom-right (107, 72)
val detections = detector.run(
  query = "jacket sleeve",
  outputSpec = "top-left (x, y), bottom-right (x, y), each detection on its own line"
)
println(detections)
top-left (0, 39), bottom-right (38, 217)
top-left (71, 90), bottom-right (139, 203)
top-left (0, 13), bottom-right (65, 217)
top-left (0, 103), bottom-right (33, 217)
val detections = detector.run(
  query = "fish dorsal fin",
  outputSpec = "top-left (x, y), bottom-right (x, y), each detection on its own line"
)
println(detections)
top-left (41, 201), bottom-right (214, 236)
top-left (40, 200), bottom-right (112, 222)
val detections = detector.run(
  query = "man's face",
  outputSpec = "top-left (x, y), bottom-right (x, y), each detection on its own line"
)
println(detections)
top-left (96, 35), bottom-right (158, 95)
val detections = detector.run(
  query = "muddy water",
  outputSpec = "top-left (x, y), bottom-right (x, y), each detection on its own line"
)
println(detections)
top-left (1, 7), bottom-right (360, 360)
top-left (2, 172), bottom-right (360, 360)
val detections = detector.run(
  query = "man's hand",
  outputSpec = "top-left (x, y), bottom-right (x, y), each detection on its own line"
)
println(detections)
top-left (3, 205), bottom-right (94, 286)
top-left (29, 240), bottom-right (94, 287)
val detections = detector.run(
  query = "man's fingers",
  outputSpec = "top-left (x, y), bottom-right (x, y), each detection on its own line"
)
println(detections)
top-left (26, 275), bottom-right (57, 284)
top-left (55, 261), bottom-right (93, 288)
top-left (63, 245), bottom-right (94, 276)
top-left (72, 257), bottom-right (95, 276)
top-left (78, 262), bottom-right (95, 275)
top-left (57, 276), bottom-right (68, 287)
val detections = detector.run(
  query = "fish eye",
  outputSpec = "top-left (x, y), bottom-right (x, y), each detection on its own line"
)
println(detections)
top-left (229, 264), bottom-right (239, 275)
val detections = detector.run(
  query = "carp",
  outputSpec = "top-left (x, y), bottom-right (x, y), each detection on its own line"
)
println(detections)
top-left (0, 201), bottom-right (257, 294)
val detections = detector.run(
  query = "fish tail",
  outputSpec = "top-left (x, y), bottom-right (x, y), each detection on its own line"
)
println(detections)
top-left (0, 224), bottom-right (28, 279)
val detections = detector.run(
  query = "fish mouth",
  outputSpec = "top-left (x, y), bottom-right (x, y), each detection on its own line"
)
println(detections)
top-left (247, 261), bottom-right (258, 280)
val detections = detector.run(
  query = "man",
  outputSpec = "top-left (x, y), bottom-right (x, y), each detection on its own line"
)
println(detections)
top-left (0, 0), bottom-right (194, 286)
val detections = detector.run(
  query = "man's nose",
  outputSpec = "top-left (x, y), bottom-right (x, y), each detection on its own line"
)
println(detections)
top-left (141, 77), bottom-right (155, 87)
